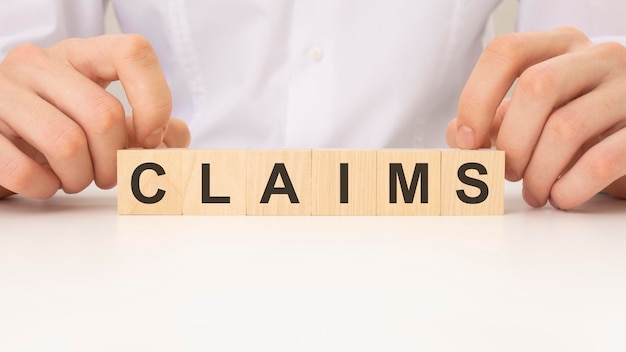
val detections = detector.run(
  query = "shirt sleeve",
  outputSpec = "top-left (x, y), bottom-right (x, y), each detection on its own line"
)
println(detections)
top-left (0, 0), bottom-right (106, 59)
top-left (516, 0), bottom-right (626, 45)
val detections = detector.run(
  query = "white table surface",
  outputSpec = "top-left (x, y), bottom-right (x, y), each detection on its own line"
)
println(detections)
top-left (1, 181), bottom-right (626, 352)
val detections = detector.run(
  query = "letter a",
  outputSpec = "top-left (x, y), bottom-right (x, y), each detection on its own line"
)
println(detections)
top-left (260, 163), bottom-right (300, 204)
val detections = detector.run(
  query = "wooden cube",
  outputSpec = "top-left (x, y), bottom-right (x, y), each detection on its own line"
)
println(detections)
top-left (182, 150), bottom-right (247, 215)
top-left (441, 149), bottom-right (505, 215)
top-left (246, 150), bottom-right (312, 216)
top-left (376, 150), bottom-right (441, 216)
top-left (117, 148), bottom-right (506, 217)
top-left (312, 150), bottom-right (377, 215)
top-left (117, 149), bottom-right (183, 215)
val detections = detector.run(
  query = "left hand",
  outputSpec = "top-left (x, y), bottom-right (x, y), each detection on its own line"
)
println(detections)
top-left (446, 26), bottom-right (626, 210)
top-left (0, 116), bottom-right (190, 199)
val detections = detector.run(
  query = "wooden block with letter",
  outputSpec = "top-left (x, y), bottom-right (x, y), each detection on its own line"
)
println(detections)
top-left (440, 149), bottom-right (505, 216)
top-left (182, 150), bottom-right (247, 215)
top-left (117, 149), bottom-right (183, 215)
top-left (312, 150), bottom-right (377, 215)
top-left (246, 150), bottom-right (312, 216)
top-left (117, 148), bottom-right (505, 216)
top-left (376, 150), bottom-right (441, 216)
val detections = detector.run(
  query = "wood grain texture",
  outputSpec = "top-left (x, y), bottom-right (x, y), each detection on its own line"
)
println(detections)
top-left (376, 150), bottom-right (441, 216)
top-left (182, 150), bottom-right (247, 215)
top-left (312, 150), bottom-right (377, 215)
top-left (441, 149), bottom-right (505, 216)
top-left (117, 149), bottom-right (506, 216)
top-left (246, 150), bottom-right (312, 216)
top-left (117, 149), bottom-right (183, 215)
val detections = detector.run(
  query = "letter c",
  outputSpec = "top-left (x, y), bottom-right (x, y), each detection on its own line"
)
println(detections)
top-left (131, 162), bottom-right (166, 204)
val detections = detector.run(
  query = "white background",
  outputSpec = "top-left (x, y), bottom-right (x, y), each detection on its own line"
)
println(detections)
top-left (3, 182), bottom-right (626, 351)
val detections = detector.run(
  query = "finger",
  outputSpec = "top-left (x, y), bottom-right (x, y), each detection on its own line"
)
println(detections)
top-left (0, 134), bottom-right (60, 199)
top-left (163, 117), bottom-right (191, 148)
top-left (0, 186), bottom-right (15, 199)
top-left (490, 98), bottom-right (509, 148)
top-left (125, 116), bottom-right (190, 148)
top-left (604, 175), bottom-right (626, 199)
top-left (550, 126), bottom-right (626, 210)
top-left (446, 100), bottom-right (509, 149)
top-left (496, 42), bottom-right (618, 184)
top-left (7, 46), bottom-right (128, 189)
top-left (446, 118), bottom-right (459, 148)
top-left (52, 35), bottom-right (172, 148)
top-left (456, 27), bottom-right (590, 149)
top-left (522, 81), bottom-right (626, 207)
top-left (0, 77), bottom-right (93, 193)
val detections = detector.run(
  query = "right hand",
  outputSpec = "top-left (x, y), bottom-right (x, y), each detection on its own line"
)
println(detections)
top-left (0, 34), bottom-right (190, 200)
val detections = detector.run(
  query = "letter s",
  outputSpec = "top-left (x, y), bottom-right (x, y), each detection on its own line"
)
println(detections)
top-left (456, 162), bottom-right (489, 204)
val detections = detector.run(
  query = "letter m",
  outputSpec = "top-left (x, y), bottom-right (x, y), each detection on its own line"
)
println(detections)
top-left (389, 163), bottom-right (429, 204)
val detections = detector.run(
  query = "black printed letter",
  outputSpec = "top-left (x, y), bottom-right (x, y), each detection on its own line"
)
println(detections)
top-left (260, 163), bottom-right (299, 204)
top-left (340, 163), bottom-right (349, 204)
top-left (457, 162), bottom-right (489, 204)
top-left (389, 163), bottom-right (429, 204)
top-left (201, 164), bottom-right (230, 204)
top-left (131, 162), bottom-right (166, 204)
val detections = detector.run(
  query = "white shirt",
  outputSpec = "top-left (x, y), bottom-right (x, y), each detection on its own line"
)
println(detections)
top-left (2, 1), bottom-right (625, 149)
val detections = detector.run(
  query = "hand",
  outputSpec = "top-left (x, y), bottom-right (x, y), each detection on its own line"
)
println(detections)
top-left (0, 34), bottom-right (190, 200)
top-left (447, 27), bottom-right (626, 210)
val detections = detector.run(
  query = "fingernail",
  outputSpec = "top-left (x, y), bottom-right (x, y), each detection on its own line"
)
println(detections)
top-left (144, 128), bottom-right (163, 148)
top-left (457, 125), bottom-right (476, 149)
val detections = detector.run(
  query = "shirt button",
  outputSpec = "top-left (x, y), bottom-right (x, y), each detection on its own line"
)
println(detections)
top-left (307, 46), bottom-right (324, 62)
